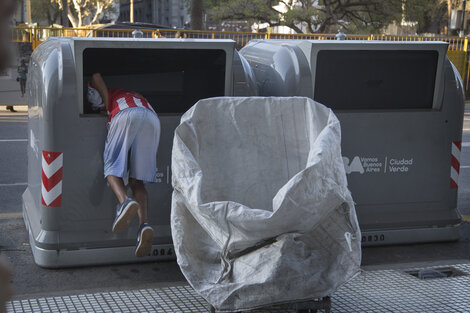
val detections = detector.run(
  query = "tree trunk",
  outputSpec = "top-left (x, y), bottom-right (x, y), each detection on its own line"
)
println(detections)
top-left (91, 3), bottom-right (103, 25)
top-left (447, 0), bottom-right (456, 34)
top-left (68, 12), bottom-right (77, 28)
top-left (26, 0), bottom-right (32, 23)
top-left (191, 0), bottom-right (204, 30)
top-left (318, 18), bottom-right (332, 33)
top-left (61, 0), bottom-right (69, 26)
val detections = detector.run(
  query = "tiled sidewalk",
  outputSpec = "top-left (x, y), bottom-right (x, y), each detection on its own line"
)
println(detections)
top-left (7, 263), bottom-right (470, 312)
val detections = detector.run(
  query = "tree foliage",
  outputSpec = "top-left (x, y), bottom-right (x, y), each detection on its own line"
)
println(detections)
top-left (209, 0), bottom-right (403, 34)
top-left (53, 0), bottom-right (116, 27)
top-left (31, 0), bottom-right (61, 25)
top-left (404, 0), bottom-right (448, 34)
top-left (191, 0), bottom-right (204, 29)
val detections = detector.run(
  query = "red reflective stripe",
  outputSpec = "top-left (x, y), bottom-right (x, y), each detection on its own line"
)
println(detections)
top-left (42, 151), bottom-right (62, 164)
top-left (42, 194), bottom-right (62, 207)
top-left (450, 179), bottom-right (458, 189)
top-left (49, 195), bottom-right (62, 207)
top-left (41, 167), bottom-right (63, 192)
top-left (454, 141), bottom-right (462, 150)
top-left (451, 155), bottom-right (460, 173)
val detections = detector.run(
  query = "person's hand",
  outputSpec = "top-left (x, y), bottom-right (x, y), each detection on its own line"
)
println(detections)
top-left (0, 256), bottom-right (13, 313)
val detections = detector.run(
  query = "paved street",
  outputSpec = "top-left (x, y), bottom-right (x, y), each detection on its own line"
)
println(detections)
top-left (0, 107), bottom-right (27, 215)
top-left (0, 105), bottom-right (469, 303)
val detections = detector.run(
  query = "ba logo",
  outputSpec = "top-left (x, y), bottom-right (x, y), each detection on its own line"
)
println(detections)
top-left (342, 156), bottom-right (364, 174)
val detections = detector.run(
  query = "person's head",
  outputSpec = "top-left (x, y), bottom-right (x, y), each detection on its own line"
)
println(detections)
top-left (0, 0), bottom-right (16, 70)
top-left (87, 82), bottom-right (104, 111)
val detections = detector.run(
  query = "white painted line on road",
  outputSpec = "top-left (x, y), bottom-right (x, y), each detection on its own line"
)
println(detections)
top-left (0, 183), bottom-right (27, 187)
top-left (460, 166), bottom-right (470, 169)
top-left (462, 142), bottom-right (470, 147)
top-left (0, 139), bottom-right (27, 142)
top-left (463, 128), bottom-right (470, 131)
top-left (0, 212), bottom-right (23, 220)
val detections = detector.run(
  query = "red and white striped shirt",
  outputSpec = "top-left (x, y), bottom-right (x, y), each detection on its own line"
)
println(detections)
top-left (108, 88), bottom-right (156, 122)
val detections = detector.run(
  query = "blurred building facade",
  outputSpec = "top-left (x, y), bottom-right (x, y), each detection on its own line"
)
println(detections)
top-left (118, 0), bottom-right (189, 28)
top-left (14, 0), bottom-right (26, 25)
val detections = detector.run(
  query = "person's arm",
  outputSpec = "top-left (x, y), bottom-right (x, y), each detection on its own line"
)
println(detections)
top-left (91, 73), bottom-right (109, 111)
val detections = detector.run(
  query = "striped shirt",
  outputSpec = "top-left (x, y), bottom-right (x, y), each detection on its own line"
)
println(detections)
top-left (108, 88), bottom-right (156, 122)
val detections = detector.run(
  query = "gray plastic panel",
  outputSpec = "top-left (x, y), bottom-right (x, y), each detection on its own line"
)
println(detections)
top-left (240, 40), bottom-right (465, 244)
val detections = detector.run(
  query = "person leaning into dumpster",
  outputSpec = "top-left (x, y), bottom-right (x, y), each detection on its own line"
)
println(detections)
top-left (87, 73), bottom-right (161, 257)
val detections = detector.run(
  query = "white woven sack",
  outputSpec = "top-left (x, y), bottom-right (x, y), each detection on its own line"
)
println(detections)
top-left (171, 97), bottom-right (361, 312)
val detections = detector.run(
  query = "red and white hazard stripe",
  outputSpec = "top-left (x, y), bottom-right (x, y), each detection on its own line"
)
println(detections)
top-left (450, 141), bottom-right (461, 189)
top-left (41, 151), bottom-right (63, 207)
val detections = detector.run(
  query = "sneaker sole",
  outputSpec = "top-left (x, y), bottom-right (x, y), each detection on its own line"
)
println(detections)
top-left (112, 201), bottom-right (139, 233)
top-left (135, 227), bottom-right (154, 257)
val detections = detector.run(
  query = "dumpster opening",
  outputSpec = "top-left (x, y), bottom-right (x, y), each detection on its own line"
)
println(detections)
top-left (314, 50), bottom-right (439, 110)
top-left (82, 48), bottom-right (226, 114)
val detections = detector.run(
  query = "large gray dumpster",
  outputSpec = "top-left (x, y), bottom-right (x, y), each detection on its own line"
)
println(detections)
top-left (240, 40), bottom-right (465, 246)
top-left (23, 38), bottom-right (257, 267)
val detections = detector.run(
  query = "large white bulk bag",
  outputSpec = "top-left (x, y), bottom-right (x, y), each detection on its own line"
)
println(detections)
top-left (171, 97), bottom-right (361, 312)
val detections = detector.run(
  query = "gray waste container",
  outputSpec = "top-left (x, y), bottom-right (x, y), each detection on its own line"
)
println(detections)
top-left (240, 40), bottom-right (465, 246)
top-left (23, 38), bottom-right (257, 267)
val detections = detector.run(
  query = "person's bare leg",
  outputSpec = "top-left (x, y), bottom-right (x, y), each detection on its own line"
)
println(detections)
top-left (130, 178), bottom-right (153, 257)
top-left (129, 178), bottom-right (148, 225)
top-left (109, 175), bottom-right (140, 233)
top-left (106, 175), bottom-right (127, 204)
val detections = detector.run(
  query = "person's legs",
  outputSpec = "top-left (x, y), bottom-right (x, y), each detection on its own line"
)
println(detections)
top-left (108, 173), bottom-right (140, 233)
top-left (104, 110), bottom-right (142, 233)
top-left (129, 178), bottom-right (148, 225)
top-left (106, 175), bottom-right (127, 204)
top-left (130, 178), bottom-right (153, 257)
top-left (108, 174), bottom-right (140, 233)
top-left (127, 109), bottom-right (159, 257)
